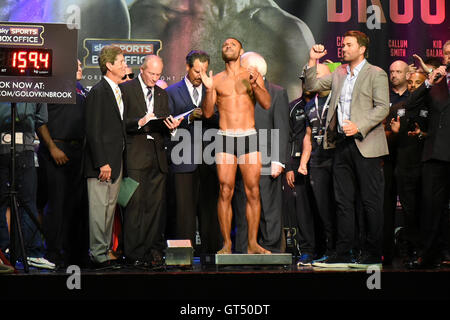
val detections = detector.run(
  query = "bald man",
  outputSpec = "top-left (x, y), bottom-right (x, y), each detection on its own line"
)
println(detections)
top-left (232, 52), bottom-right (290, 253)
top-left (120, 55), bottom-right (182, 267)
top-left (385, 71), bottom-right (428, 266)
top-left (382, 59), bottom-right (410, 264)
top-left (389, 60), bottom-right (410, 105)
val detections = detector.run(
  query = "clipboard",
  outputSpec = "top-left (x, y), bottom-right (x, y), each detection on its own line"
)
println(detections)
top-left (141, 108), bottom-right (195, 133)
top-left (142, 117), bottom-right (168, 133)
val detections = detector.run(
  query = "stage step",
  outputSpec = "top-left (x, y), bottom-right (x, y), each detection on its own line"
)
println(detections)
top-left (215, 253), bottom-right (292, 265)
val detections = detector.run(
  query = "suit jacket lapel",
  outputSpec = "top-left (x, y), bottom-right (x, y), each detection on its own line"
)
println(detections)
top-left (131, 78), bottom-right (147, 116)
top-left (179, 80), bottom-right (195, 109)
top-left (326, 67), bottom-right (347, 143)
top-left (351, 62), bottom-right (370, 102)
top-left (330, 66), bottom-right (347, 114)
top-left (103, 78), bottom-right (123, 122)
top-left (153, 86), bottom-right (166, 118)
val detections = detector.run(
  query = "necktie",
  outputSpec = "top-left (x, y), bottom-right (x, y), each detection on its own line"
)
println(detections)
top-left (192, 87), bottom-right (199, 105)
top-left (146, 86), bottom-right (154, 114)
top-left (147, 86), bottom-right (153, 104)
top-left (114, 86), bottom-right (123, 119)
top-left (114, 86), bottom-right (122, 106)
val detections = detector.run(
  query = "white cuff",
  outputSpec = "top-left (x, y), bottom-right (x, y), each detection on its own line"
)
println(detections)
top-left (271, 161), bottom-right (285, 168)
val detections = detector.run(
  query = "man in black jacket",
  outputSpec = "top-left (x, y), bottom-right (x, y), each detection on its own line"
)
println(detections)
top-left (84, 45), bottom-right (127, 268)
top-left (120, 55), bottom-right (182, 266)
top-left (406, 64), bottom-right (450, 267)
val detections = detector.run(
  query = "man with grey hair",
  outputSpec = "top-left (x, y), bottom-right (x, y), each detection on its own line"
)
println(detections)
top-left (444, 40), bottom-right (450, 96)
top-left (233, 51), bottom-right (290, 253)
top-left (443, 40), bottom-right (450, 66)
top-left (120, 55), bottom-right (182, 267)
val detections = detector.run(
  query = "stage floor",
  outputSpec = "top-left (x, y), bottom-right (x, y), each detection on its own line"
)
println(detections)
top-left (1, 256), bottom-right (449, 305)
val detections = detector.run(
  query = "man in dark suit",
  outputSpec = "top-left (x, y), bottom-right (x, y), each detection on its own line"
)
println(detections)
top-left (84, 46), bottom-right (127, 268)
top-left (233, 52), bottom-right (290, 253)
top-left (165, 51), bottom-right (222, 253)
top-left (406, 63), bottom-right (449, 268)
top-left (305, 31), bottom-right (390, 268)
top-left (120, 55), bottom-right (182, 266)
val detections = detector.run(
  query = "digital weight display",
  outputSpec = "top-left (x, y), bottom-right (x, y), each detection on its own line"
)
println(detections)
top-left (0, 47), bottom-right (52, 77)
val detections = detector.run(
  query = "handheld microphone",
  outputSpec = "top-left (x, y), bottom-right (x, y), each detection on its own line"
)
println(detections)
top-left (433, 63), bottom-right (450, 82)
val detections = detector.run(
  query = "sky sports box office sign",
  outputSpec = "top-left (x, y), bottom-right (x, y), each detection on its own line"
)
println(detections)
top-left (0, 22), bottom-right (77, 104)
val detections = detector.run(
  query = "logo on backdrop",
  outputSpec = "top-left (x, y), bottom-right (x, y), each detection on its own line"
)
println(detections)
top-left (0, 24), bottom-right (45, 46)
top-left (83, 38), bottom-right (162, 69)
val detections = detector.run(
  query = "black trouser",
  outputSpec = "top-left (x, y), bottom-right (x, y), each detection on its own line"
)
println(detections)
top-left (309, 163), bottom-right (336, 254)
top-left (124, 142), bottom-right (166, 262)
top-left (382, 158), bottom-right (397, 262)
top-left (281, 163), bottom-right (314, 255)
top-left (38, 143), bottom-right (88, 264)
top-left (420, 159), bottom-right (450, 261)
top-left (0, 151), bottom-right (45, 258)
top-left (333, 139), bottom-right (384, 257)
top-left (172, 169), bottom-right (200, 246)
top-left (396, 165), bottom-right (421, 253)
top-left (166, 164), bottom-right (222, 254)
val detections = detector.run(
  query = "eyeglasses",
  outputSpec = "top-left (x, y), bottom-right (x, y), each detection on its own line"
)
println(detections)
top-left (122, 73), bottom-right (135, 80)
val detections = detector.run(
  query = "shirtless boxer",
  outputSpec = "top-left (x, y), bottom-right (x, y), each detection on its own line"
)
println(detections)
top-left (201, 38), bottom-right (271, 254)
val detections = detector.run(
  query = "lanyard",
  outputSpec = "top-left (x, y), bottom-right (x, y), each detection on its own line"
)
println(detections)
top-left (315, 93), bottom-right (331, 127)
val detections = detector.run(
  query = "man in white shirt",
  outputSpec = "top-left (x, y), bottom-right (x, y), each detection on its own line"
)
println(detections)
top-left (305, 31), bottom-right (390, 268)
top-left (84, 45), bottom-right (127, 268)
top-left (165, 51), bottom-right (222, 253)
top-left (120, 55), bottom-right (182, 267)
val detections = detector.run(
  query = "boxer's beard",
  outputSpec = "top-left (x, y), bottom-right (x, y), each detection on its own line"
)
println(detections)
top-left (222, 51), bottom-right (238, 62)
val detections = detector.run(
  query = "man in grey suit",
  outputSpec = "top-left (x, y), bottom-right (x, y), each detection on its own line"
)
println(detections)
top-left (305, 31), bottom-right (389, 268)
top-left (233, 52), bottom-right (290, 253)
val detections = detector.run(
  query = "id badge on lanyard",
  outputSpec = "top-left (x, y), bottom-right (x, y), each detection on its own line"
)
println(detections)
top-left (313, 94), bottom-right (331, 146)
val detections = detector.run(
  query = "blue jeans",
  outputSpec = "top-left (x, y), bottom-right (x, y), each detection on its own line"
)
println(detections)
top-left (0, 151), bottom-right (44, 258)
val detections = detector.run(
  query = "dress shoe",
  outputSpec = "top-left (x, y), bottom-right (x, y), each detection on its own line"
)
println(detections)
top-left (440, 250), bottom-right (450, 265)
top-left (150, 249), bottom-right (164, 267)
top-left (348, 254), bottom-right (382, 269)
top-left (133, 260), bottom-right (151, 268)
top-left (405, 256), bottom-right (440, 269)
top-left (91, 259), bottom-right (121, 270)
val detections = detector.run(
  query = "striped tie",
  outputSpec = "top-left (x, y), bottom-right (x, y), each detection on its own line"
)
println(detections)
top-left (147, 86), bottom-right (153, 104)
top-left (114, 86), bottom-right (122, 106)
top-left (193, 87), bottom-right (199, 105)
top-left (114, 86), bottom-right (123, 119)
